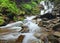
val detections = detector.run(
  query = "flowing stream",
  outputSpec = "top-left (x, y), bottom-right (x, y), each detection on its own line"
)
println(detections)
top-left (0, 0), bottom-right (54, 43)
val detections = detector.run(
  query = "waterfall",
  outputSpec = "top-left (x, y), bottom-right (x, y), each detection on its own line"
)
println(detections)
top-left (40, 0), bottom-right (54, 15)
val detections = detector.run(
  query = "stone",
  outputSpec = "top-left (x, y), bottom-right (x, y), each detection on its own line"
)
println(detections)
top-left (34, 33), bottom-right (42, 39)
top-left (27, 39), bottom-right (39, 43)
top-left (16, 35), bottom-right (25, 43)
top-left (20, 26), bottom-right (29, 33)
top-left (39, 13), bottom-right (56, 20)
top-left (0, 40), bottom-right (16, 43)
top-left (53, 32), bottom-right (60, 37)
top-left (0, 28), bottom-right (17, 34)
top-left (52, 23), bottom-right (60, 31)
top-left (47, 35), bottom-right (60, 43)
top-left (38, 21), bottom-right (43, 27)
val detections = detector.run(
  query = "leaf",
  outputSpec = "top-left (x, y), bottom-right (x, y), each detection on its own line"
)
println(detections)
top-left (31, 2), bottom-right (37, 7)
top-left (23, 4), bottom-right (32, 10)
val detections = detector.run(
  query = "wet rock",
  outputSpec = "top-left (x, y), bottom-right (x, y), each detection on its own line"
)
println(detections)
top-left (0, 39), bottom-right (16, 43)
top-left (34, 33), bottom-right (42, 39)
top-left (16, 35), bottom-right (25, 43)
top-left (50, 18), bottom-right (60, 24)
top-left (20, 26), bottom-right (29, 33)
top-left (0, 28), bottom-right (17, 34)
top-left (39, 13), bottom-right (56, 20)
top-left (47, 35), bottom-right (60, 43)
top-left (52, 23), bottom-right (60, 31)
top-left (38, 21), bottom-right (43, 27)
top-left (27, 39), bottom-right (39, 43)
top-left (53, 32), bottom-right (60, 37)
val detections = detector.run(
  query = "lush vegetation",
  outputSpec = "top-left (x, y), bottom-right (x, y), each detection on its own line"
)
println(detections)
top-left (0, 0), bottom-right (41, 26)
top-left (0, 0), bottom-right (41, 15)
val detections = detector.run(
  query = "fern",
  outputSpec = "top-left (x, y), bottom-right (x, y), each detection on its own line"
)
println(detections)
top-left (0, 0), bottom-right (20, 14)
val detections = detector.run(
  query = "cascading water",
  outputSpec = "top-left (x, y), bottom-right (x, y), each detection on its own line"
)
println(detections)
top-left (40, 0), bottom-right (54, 15)
top-left (0, 0), bottom-right (54, 43)
top-left (23, 19), bottom-right (41, 33)
top-left (20, 1), bottom-right (54, 43)
top-left (0, 17), bottom-right (41, 42)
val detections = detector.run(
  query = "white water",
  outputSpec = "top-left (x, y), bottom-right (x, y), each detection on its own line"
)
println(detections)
top-left (25, 16), bottom-right (36, 20)
top-left (22, 33), bottom-right (39, 43)
top-left (0, 17), bottom-right (41, 42)
top-left (0, 21), bottom-right (23, 40)
top-left (0, 32), bottom-right (21, 40)
top-left (40, 0), bottom-right (54, 15)
top-left (23, 19), bottom-right (41, 33)
top-left (0, 21), bottom-right (23, 28)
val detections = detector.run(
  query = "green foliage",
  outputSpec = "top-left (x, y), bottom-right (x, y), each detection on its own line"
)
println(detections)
top-left (14, 16), bottom-right (18, 21)
top-left (22, 4), bottom-right (32, 10)
top-left (31, 2), bottom-right (37, 7)
top-left (31, 6), bottom-right (40, 15)
top-left (0, 0), bottom-right (42, 25)
top-left (22, 1), bottom-right (40, 15)
top-left (14, 16), bottom-right (25, 21)
top-left (0, 0), bottom-right (20, 14)
top-left (0, 0), bottom-right (41, 15)
top-left (0, 16), bottom-right (5, 25)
